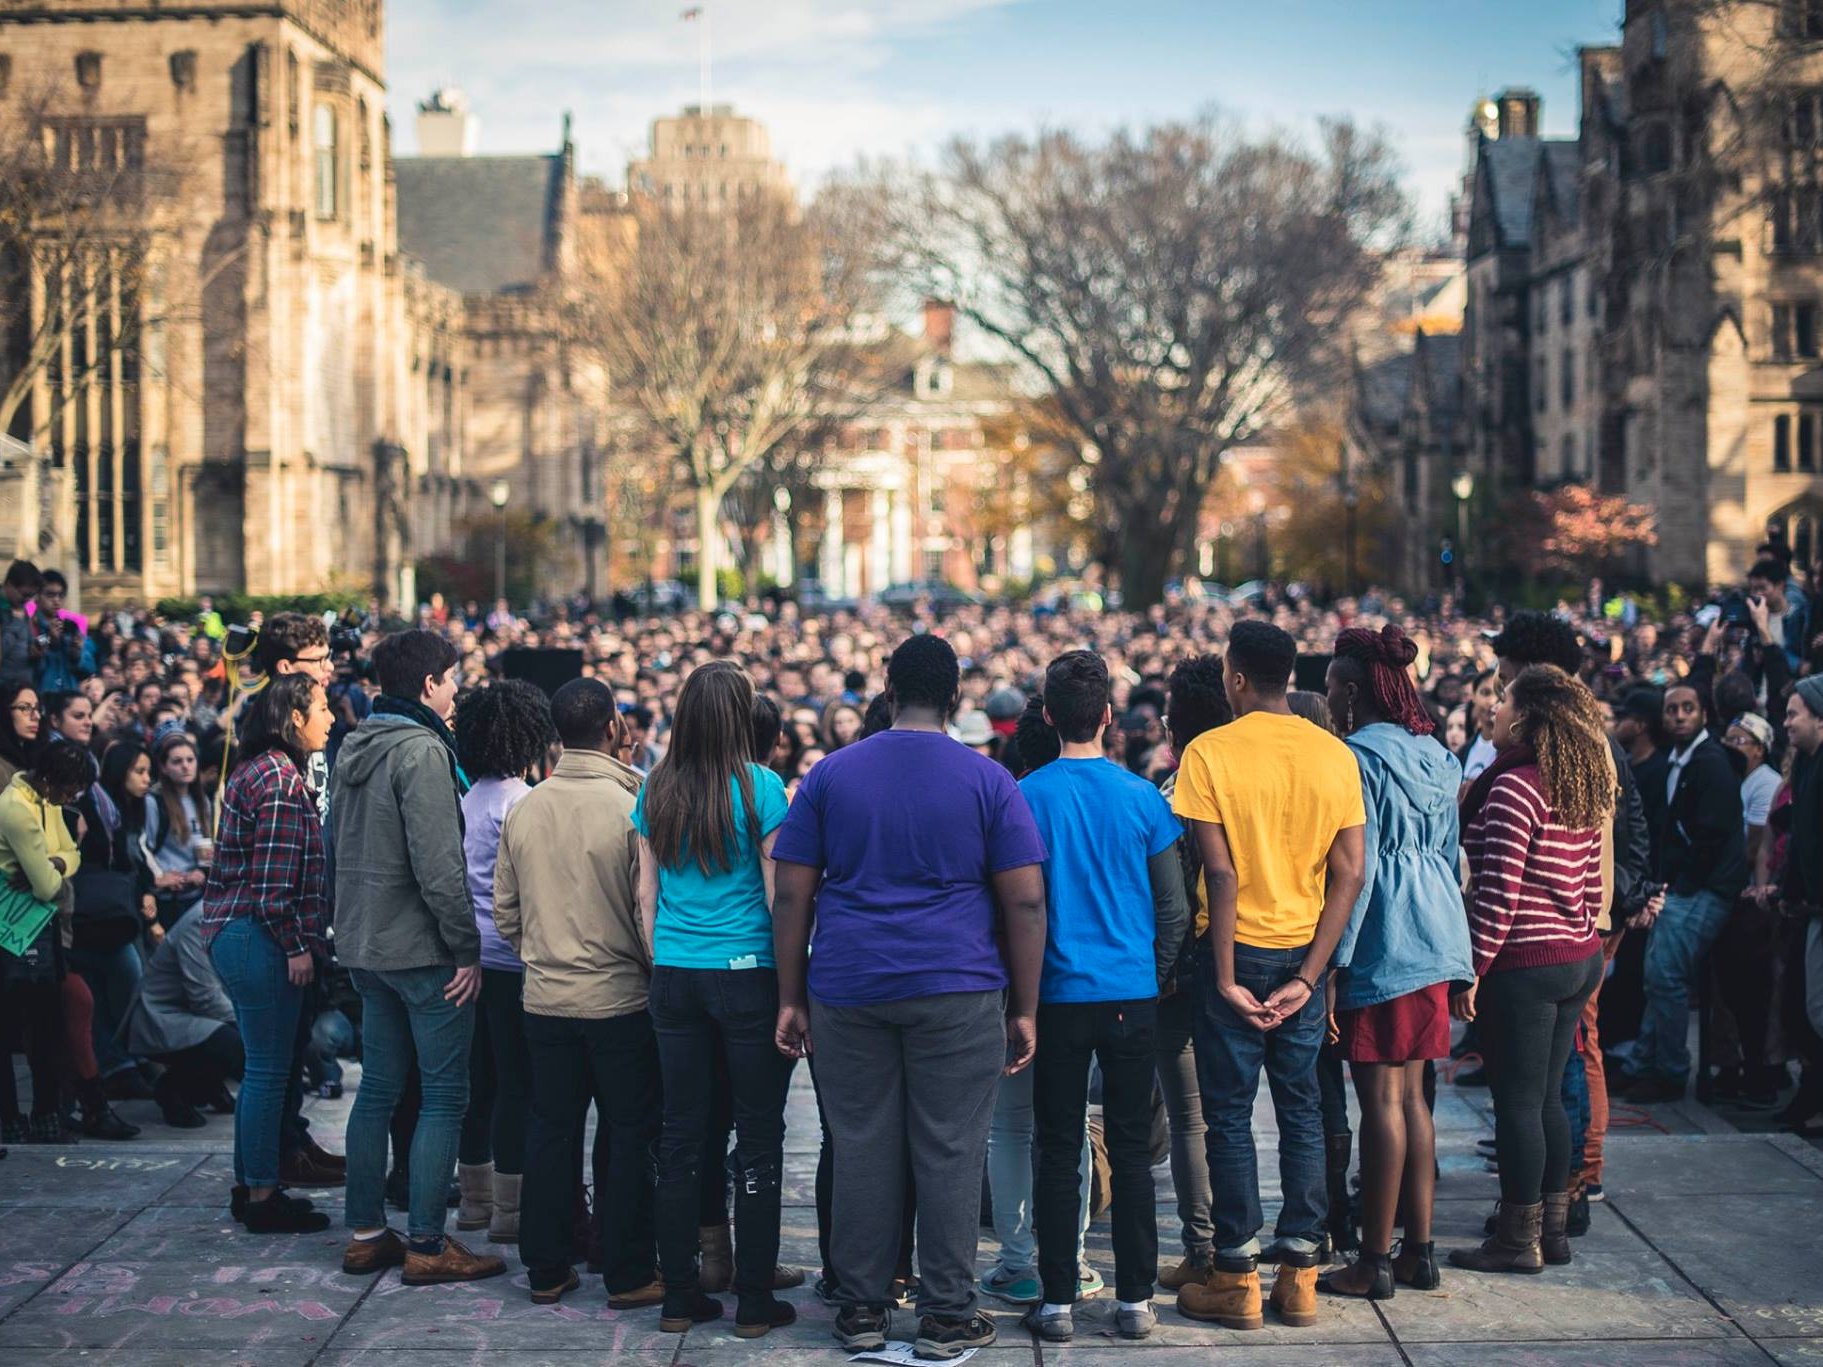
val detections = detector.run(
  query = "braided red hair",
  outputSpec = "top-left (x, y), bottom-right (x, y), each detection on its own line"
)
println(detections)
top-left (1334, 625), bottom-right (1434, 736)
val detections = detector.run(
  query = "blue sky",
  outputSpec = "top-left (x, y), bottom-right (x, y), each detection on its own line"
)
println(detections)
top-left (386, 0), bottom-right (1621, 240)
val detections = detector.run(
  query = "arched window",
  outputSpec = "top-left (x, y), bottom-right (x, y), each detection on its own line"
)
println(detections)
top-left (314, 104), bottom-right (338, 219)
top-left (1562, 433), bottom-right (1578, 479)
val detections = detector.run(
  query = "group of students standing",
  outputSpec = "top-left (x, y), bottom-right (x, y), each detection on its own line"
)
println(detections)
top-left (180, 607), bottom-right (1633, 1362)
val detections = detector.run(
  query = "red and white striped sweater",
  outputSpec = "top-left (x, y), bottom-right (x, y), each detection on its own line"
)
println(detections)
top-left (1463, 763), bottom-right (1602, 976)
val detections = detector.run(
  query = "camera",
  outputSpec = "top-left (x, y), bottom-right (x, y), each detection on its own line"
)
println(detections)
top-left (1718, 591), bottom-right (1753, 628)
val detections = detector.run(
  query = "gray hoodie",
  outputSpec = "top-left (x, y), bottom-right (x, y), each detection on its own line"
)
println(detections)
top-left (329, 713), bottom-right (478, 972)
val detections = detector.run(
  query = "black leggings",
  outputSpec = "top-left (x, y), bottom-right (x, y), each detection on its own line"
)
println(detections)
top-left (1480, 953), bottom-right (1603, 1205)
top-left (459, 969), bottom-right (532, 1173)
top-left (0, 979), bottom-right (63, 1119)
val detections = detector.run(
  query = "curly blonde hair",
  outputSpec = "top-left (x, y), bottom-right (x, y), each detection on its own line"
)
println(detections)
top-left (1506, 665), bottom-right (1616, 831)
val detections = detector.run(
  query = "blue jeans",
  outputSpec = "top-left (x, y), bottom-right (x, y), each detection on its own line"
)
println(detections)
top-left (208, 917), bottom-right (305, 1190)
top-left (986, 1050), bottom-right (1092, 1276)
top-left (306, 1007), bottom-right (355, 1088)
top-left (1636, 889), bottom-right (1731, 1083)
top-left (68, 941), bottom-right (145, 1079)
top-left (345, 965), bottom-right (475, 1242)
top-left (1193, 944), bottom-right (1327, 1259)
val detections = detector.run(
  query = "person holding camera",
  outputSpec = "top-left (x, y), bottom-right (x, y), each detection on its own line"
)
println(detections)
top-left (331, 629), bottom-right (503, 1288)
top-left (31, 571), bottom-right (88, 696)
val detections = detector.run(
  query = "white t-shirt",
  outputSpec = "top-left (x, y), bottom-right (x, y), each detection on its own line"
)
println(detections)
top-left (1463, 734), bottom-right (1499, 782)
top-left (1741, 764), bottom-right (1781, 833)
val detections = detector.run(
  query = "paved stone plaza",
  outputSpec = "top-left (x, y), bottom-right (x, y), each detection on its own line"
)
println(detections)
top-left (2, 1060), bottom-right (1821, 1366)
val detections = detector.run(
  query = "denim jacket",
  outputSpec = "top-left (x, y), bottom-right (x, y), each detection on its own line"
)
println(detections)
top-left (1332, 723), bottom-right (1475, 1011)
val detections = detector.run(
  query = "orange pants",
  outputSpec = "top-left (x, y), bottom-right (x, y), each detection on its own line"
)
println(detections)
top-left (1578, 931), bottom-right (1622, 1189)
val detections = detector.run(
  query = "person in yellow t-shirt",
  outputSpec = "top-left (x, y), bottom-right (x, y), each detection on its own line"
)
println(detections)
top-left (1169, 621), bottom-right (1365, 1330)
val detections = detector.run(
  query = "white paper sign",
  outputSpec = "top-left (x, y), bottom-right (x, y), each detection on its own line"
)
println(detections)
top-left (849, 1343), bottom-right (979, 1366)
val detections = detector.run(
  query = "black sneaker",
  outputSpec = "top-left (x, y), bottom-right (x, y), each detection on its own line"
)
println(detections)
top-left (734, 1297), bottom-right (797, 1340)
top-left (916, 1312), bottom-right (997, 1360)
top-left (814, 1273), bottom-right (840, 1304)
top-left (242, 1191), bottom-right (331, 1235)
top-left (834, 1305), bottom-right (889, 1351)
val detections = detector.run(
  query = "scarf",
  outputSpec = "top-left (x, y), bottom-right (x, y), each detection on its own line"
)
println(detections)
top-left (1459, 740), bottom-right (1538, 834)
top-left (372, 694), bottom-right (470, 793)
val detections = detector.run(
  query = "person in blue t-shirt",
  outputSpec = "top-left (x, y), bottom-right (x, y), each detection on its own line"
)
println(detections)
top-left (1015, 650), bottom-right (1189, 1345)
top-left (633, 661), bottom-right (796, 1341)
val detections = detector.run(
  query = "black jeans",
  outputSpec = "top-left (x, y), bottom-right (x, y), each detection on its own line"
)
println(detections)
top-left (155, 1023), bottom-right (245, 1101)
top-left (521, 1009), bottom-right (660, 1294)
top-left (459, 969), bottom-right (532, 1173)
top-left (1033, 999), bottom-right (1159, 1304)
top-left (1480, 953), bottom-right (1603, 1204)
top-left (649, 965), bottom-right (795, 1303)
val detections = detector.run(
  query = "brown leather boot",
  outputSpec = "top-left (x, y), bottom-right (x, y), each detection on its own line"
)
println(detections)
top-left (279, 1146), bottom-right (346, 1189)
top-left (1158, 1254), bottom-right (1212, 1290)
top-left (1540, 1191), bottom-right (1572, 1266)
top-left (1270, 1263), bottom-right (1319, 1326)
top-left (401, 1235), bottom-right (508, 1286)
top-left (1448, 1201), bottom-right (1543, 1274)
top-left (341, 1229), bottom-right (408, 1275)
top-left (699, 1223), bottom-right (734, 1293)
top-left (300, 1134), bottom-right (347, 1172)
top-left (1177, 1265), bottom-right (1263, 1329)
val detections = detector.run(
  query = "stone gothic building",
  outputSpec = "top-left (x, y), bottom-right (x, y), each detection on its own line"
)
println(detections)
top-left (1370, 1), bottom-right (1823, 591)
top-left (0, 0), bottom-right (607, 606)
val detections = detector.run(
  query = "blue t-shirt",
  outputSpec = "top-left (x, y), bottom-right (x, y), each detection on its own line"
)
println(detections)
top-left (633, 763), bottom-right (789, 971)
top-left (1019, 756), bottom-right (1182, 1003)
top-left (772, 729), bottom-right (1048, 1007)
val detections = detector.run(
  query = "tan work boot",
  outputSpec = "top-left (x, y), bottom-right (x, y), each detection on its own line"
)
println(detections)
top-left (1177, 1265), bottom-right (1263, 1329)
top-left (1449, 1200), bottom-right (1544, 1274)
top-left (401, 1235), bottom-right (508, 1286)
top-left (456, 1162), bottom-right (494, 1232)
top-left (1270, 1263), bottom-right (1319, 1326)
top-left (1158, 1255), bottom-right (1212, 1290)
top-left (489, 1171), bottom-right (522, 1244)
top-left (699, 1222), bottom-right (734, 1293)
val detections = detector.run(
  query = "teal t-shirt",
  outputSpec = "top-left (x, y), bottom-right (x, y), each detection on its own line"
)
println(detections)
top-left (634, 762), bottom-right (790, 970)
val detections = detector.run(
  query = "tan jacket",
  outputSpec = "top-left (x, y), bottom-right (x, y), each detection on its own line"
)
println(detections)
top-left (494, 748), bottom-right (649, 1019)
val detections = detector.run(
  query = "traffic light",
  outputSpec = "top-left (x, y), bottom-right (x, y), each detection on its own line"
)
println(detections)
top-left (1440, 536), bottom-right (1455, 567)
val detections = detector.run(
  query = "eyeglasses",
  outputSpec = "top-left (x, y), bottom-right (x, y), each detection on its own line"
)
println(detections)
top-left (288, 651), bottom-right (332, 666)
top-left (10, 703), bottom-right (41, 716)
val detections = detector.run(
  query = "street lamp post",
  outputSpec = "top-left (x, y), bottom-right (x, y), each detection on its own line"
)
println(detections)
top-left (1338, 441), bottom-right (1358, 599)
top-left (489, 478), bottom-right (511, 607)
top-left (1451, 470), bottom-right (1475, 603)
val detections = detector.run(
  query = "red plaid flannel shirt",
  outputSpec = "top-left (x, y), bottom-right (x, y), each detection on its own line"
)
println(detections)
top-left (200, 750), bottom-right (328, 958)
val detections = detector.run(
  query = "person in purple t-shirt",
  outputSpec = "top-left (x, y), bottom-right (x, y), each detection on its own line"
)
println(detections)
top-left (452, 680), bottom-right (554, 1245)
top-left (771, 633), bottom-right (1048, 1360)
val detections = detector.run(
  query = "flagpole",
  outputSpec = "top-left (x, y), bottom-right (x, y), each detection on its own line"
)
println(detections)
top-left (700, 7), bottom-right (712, 111)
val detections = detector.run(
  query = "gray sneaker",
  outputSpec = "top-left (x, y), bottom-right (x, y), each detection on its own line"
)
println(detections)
top-left (1021, 1304), bottom-right (1074, 1342)
top-left (1117, 1300), bottom-right (1157, 1339)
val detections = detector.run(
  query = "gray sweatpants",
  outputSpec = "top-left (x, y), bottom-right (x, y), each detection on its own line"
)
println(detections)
top-left (811, 988), bottom-right (1006, 1320)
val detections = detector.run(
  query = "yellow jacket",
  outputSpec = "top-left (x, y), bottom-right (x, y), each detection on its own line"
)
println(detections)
top-left (0, 771), bottom-right (81, 903)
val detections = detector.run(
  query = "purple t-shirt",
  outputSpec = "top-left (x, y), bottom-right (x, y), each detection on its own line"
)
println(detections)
top-left (772, 728), bottom-right (1047, 1007)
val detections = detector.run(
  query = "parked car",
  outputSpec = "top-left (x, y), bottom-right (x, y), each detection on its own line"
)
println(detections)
top-left (877, 580), bottom-right (987, 612)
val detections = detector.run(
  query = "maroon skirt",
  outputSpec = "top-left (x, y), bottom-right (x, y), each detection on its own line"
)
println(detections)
top-left (1337, 982), bottom-right (1452, 1064)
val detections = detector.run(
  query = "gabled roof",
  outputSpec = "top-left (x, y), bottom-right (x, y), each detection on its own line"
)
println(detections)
top-left (1540, 141), bottom-right (1581, 229)
top-left (1479, 137), bottom-right (1542, 248)
top-left (394, 154), bottom-right (566, 295)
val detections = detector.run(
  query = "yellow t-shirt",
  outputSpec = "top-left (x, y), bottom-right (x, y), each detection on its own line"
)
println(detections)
top-left (1171, 710), bottom-right (1366, 949)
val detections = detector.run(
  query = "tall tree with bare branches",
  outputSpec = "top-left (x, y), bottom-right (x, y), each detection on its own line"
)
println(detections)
top-left (569, 190), bottom-right (880, 609)
top-left (866, 116), bottom-right (1408, 607)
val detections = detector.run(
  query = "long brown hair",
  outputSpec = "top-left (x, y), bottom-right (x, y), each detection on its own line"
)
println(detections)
top-left (642, 660), bottom-right (760, 875)
top-left (1506, 665), bottom-right (1615, 831)
top-left (153, 732), bottom-right (212, 849)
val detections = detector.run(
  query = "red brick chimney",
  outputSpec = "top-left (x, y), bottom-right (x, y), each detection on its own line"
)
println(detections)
top-left (923, 298), bottom-right (955, 357)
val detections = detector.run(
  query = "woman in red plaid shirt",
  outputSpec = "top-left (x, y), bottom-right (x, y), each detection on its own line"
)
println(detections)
top-left (202, 673), bottom-right (334, 1235)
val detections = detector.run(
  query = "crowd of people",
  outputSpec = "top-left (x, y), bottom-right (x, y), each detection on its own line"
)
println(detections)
top-left (1, 544), bottom-right (1821, 1358)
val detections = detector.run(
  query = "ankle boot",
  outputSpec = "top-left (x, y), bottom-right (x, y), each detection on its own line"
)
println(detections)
top-left (1177, 1263), bottom-right (1263, 1329)
top-left (76, 1079), bottom-right (139, 1141)
top-left (1540, 1191), bottom-right (1572, 1266)
top-left (489, 1171), bottom-right (522, 1244)
top-left (1391, 1239), bottom-right (1440, 1290)
top-left (1270, 1263), bottom-right (1319, 1326)
top-left (1318, 1251), bottom-right (1393, 1300)
top-left (1448, 1200), bottom-right (1543, 1274)
top-left (699, 1222), bottom-right (734, 1293)
top-left (1324, 1133), bottom-right (1358, 1256)
top-left (456, 1162), bottom-right (494, 1232)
